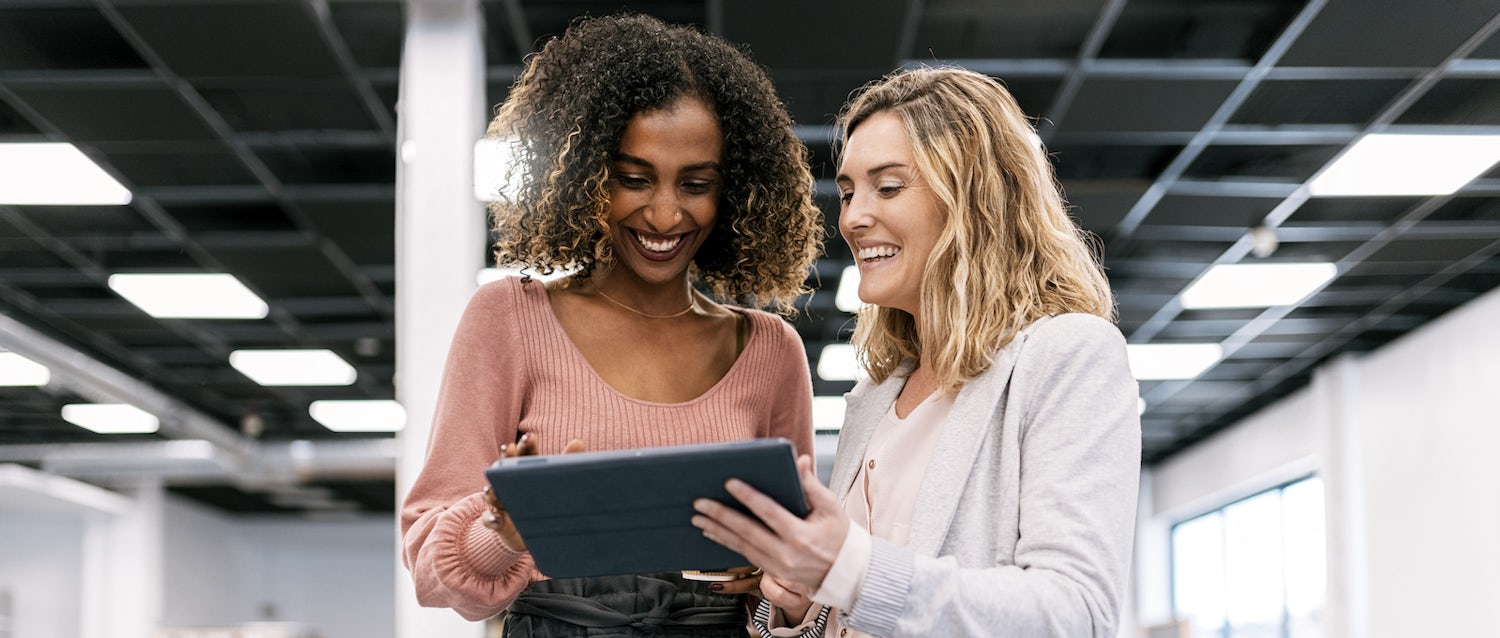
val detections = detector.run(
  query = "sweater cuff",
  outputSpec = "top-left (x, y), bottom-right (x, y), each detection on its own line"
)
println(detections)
top-left (842, 536), bottom-right (912, 636)
top-left (452, 495), bottom-right (527, 578)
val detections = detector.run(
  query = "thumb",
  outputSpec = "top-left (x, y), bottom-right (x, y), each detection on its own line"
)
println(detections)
top-left (796, 455), bottom-right (840, 516)
top-left (562, 438), bottom-right (587, 454)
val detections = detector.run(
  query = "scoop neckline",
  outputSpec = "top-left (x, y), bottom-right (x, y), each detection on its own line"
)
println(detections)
top-left (528, 278), bottom-right (758, 408)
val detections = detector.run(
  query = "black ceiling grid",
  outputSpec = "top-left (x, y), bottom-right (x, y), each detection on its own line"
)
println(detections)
top-left (0, 0), bottom-right (1497, 513)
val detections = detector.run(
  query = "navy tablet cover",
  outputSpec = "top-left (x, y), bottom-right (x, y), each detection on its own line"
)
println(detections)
top-left (484, 437), bottom-right (808, 579)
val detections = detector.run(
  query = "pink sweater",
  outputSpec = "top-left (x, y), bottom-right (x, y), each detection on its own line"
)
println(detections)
top-left (401, 276), bottom-right (815, 621)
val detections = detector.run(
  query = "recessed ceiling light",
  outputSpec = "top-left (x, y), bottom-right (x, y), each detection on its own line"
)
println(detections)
top-left (308, 400), bottom-right (406, 433)
top-left (61, 403), bottom-right (159, 434)
top-left (229, 349), bottom-right (357, 386)
top-left (474, 138), bottom-right (521, 202)
top-left (0, 143), bottom-right (132, 205)
top-left (1308, 134), bottom-right (1500, 197)
top-left (0, 352), bottom-right (50, 386)
top-left (1181, 263), bottom-right (1337, 309)
top-left (817, 343), bottom-right (859, 381)
top-left (477, 266), bottom-right (575, 286)
top-left (812, 395), bottom-right (847, 431)
top-left (1126, 343), bottom-right (1223, 380)
top-left (108, 273), bottom-right (269, 319)
top-left (835, 265), bottom-right (861, 312)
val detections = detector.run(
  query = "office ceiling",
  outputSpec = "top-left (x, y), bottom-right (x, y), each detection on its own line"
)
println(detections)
top-left (2, 0), bottom-right (1500, 516)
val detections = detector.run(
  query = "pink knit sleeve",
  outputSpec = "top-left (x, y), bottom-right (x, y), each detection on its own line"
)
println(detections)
top-left (400, 279), bottom-right (543, 621)
top-left (760, 314), bottom-right (815, 458)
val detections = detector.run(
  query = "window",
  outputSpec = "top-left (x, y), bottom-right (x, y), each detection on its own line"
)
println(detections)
top-left (1171, 476), bottom-right (1326, 638)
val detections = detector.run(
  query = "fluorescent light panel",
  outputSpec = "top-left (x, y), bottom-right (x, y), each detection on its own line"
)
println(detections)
top-left (229, 349), bottom-right (357, 386)
top-left (1181, 263), bottom-right (1337, 309)
top-left (108, 273), bottom-right (269, 319)
top-left (835, 265), bottom-right (861, 312)
top-left (1127, 343), bottom-right (1223, 380)
top-left (812, 396), bottom-right (847, 431)
top-left (1308, 134), bottom-right (1500, 197)
top-left (61, 403), bottom-right (159, 434)
top-left (309, 400), bottom-right (406, 432)
top-left (0, 143), bottom-right (132, 205)
top-left (817, 344), bottom-right (859, 381)
top-left (0, 352), bottom-right (50, 386)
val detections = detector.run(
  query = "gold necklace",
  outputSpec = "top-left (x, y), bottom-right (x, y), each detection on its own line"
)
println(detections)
top-left (592, 285), bottom-right (697, 319)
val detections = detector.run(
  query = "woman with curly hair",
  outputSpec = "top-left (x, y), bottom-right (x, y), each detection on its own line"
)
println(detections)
top-left (400, 12), bottom-right (823, 637)
top-left (692, 67), bottom-right (1140, 637)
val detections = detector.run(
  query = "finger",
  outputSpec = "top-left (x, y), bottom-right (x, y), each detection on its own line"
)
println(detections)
top-left (710, 572), bottom-right (761, 595)
top-left (515, 433), bottom-right (538, 456)
top-left (690, 510), bottom-right (780, 571)
top-left (722, 477), bottom-right (804, 533)
top-left (562, 438), bottom-right (587, 454)
top-left (759, 575), bottom-right (809, 611)
top-left (692, 501), bottom-right (806, 581)
top-left (500, 442), bottom-right (517, 459)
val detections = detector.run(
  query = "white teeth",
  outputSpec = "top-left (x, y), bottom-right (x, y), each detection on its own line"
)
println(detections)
top-left (636, 232), bottom-right (683, 253)
top-left (857, 245), bottom-right (899, 261)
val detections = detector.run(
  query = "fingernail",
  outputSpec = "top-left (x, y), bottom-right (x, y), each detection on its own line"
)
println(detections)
top-left (709, 583), bottom-right (723, 592)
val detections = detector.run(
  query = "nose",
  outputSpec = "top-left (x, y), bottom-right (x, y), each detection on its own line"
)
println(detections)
top-left (643, 186), bottom-right (679, 232)
top-left (839, 190), bottom-right (873, 236)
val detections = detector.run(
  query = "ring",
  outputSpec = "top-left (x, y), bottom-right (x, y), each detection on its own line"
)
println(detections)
top-left (749, 568), bottom-right (763, 576)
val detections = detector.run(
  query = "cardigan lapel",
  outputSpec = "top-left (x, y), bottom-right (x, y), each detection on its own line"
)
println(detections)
top-left (903, 339), bottom-right (1026, 557)
top-left (829, 362), bottom-right (910, 499)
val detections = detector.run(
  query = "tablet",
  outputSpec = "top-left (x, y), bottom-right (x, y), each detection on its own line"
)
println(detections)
top-left (484, 437), bottom-right (807, 579)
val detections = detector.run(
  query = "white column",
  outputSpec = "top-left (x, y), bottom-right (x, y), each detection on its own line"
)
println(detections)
top-left (395, 1), bottom-right (488, 637)
top-left (87, 479), bottom-right (165, 638)
top-left (1316, 355), bottom-right (1366, 638)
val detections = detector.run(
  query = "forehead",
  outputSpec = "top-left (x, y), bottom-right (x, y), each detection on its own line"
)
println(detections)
top-left (840, 111), bottom-right (913, 170)
top-left (617, 97), bottom-right (723, 159)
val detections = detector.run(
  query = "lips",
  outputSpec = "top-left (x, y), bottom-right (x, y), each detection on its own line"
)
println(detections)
top-left (628, 229), bottom-right (691, 262)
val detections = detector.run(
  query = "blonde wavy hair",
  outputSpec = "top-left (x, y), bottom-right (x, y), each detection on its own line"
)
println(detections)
top-left (837, 66), bottom-right (1115, 391)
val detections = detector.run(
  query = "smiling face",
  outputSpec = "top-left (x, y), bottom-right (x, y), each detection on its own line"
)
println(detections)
top-left (604, 96), bottom-right (725, 288)
top-left (837, 110), bottom-right (946, 317)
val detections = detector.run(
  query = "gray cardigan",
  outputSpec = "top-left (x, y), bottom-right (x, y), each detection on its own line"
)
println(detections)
top-left (830, 313), bottom-right (1141, 637)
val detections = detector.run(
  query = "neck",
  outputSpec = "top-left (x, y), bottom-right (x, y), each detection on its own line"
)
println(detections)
top-left (587, 270), bottom-right (697, 317)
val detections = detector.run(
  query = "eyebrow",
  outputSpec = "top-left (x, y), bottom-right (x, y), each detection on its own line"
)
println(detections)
top-left (835, 161), bottom-right (910, 183)
top-left (612, 152), bottom-right (721, 172)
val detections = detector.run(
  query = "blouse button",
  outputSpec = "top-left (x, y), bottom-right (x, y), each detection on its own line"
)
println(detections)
top-left (841, 629), bottom-right (849, 637)
top-left (868, 459), bottom-right (876, 470)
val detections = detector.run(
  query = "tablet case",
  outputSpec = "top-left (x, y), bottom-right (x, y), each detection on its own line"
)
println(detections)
top-left (484, 437), bottom-right (808, 579)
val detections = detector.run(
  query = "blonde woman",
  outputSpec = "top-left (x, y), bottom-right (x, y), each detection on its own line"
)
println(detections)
top-left (692, 67), bottom-right (1141, 637)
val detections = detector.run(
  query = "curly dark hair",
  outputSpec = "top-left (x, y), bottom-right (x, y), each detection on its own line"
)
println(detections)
top-left (485, 13), bottom-right (823, 313)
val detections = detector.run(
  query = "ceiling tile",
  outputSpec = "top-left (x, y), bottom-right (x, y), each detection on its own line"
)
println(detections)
top-left (1101, 0), bottom-right (1304, 60)
top-left (198, 85), bottom-right (380, 132)
top-left (9, 86), bottom-right (219, 142)
top-left (1279, 0), bottom-right (1500, 67)
top-left (1231, 79), bottom-right (1408, 125)
top-left (117, 3), bottom-right (344, 79)
top-left (0, 7), bottom-right (146, 70)
top-left (1064, 79), bottom-right (1238, 131)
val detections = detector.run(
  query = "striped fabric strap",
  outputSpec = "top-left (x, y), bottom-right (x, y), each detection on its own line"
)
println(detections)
top-left (751, 599), bottom-right (830, 638)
